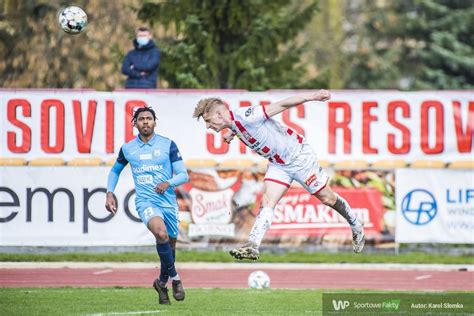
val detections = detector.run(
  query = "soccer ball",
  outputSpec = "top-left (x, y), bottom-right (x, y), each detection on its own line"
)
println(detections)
top-left (248, 270), bottom-right (270, 289)
top-left (58, 6), bottom-right (88, 34)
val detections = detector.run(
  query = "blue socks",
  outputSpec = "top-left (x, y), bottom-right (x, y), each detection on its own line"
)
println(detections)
top-left (159, 247), bottom-right (176, 282)
top-left (156, 248), bottom-right (176, 280)
top-left (156, 241), bottom-right (177, 284)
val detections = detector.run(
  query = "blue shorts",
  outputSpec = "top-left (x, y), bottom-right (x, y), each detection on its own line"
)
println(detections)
top-left (136, 202), bottom-right (179, 238)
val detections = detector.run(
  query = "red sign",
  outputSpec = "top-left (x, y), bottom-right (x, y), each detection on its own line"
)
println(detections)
top-left (255, 187), bottom-right (383, 236)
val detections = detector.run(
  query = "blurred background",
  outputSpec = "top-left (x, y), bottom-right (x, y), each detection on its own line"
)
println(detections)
top-left (1, 0), bottom-right (472, 90)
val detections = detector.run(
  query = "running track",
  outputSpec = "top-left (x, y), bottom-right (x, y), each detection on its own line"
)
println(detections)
top-left (1, 263), bottom-right (473, 291)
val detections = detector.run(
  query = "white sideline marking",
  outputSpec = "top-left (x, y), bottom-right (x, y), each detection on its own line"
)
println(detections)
top-left (415, 274), bottom-right (432, 280)
top-left (2, 262), bottom-right (472, 271)
top-left (93, 269), bottom-right (113, 275)
top-left (85, 310), bottom-right (165, 316)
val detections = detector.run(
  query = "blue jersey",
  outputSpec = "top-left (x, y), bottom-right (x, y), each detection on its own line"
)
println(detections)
top-left (114, 134), bottom-right (184, 208)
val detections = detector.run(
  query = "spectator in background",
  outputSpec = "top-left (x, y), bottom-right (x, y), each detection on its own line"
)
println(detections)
top-left (122, 27), bottom-right (160, 89)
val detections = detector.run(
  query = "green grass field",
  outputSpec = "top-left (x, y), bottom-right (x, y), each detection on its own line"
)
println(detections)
top-left (2, 249), bottom-right (472, 315)
top-left (2, 288), bottom-right (473, 316)
top-left (1, 288), bottom-right (325, 315)
top-left (1, 250), bottom-right (473, 264)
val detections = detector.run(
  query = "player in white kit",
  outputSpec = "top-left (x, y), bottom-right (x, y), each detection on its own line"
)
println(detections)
top-left (193, 90), bottom-right (365, 260)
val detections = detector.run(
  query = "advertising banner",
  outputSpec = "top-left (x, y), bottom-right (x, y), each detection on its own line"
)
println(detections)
top-left (263, 187), bottom-right (384, 236)
top-left (183, 180), bottom-right (241, 237)
top-left (395, 169), bottom-right (474, 243)
top-left (1, 166), bottom-right (389, 247)
top-left (0, 166), bottom-right (155, 246)
top-left (1, 90), bottom-right (472, 162)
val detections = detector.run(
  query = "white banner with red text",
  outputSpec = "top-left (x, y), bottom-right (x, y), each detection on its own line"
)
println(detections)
top-left (395, 169), bottom-right (474, 243)
top-left (1, 90), bottom-right (472, 162)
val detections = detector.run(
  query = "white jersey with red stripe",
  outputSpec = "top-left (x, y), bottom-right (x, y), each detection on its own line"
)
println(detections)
top-left (229, 105), bottom-right (305, 165)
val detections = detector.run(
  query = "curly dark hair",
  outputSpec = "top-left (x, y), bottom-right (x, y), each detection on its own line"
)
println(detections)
top-left (132, 106), bottom-right (156, 124)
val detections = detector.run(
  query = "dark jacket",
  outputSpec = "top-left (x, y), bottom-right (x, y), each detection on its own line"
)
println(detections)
top-left (122, 39), bottom-right (160, 89)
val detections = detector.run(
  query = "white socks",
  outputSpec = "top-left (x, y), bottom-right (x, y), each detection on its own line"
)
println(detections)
top-left (248, 207), bottom-right (274, 247)
top-left (160, 274), bottom-right (180, 287)
top-left (171, 274), bottom-right (180, 281)
top-left (333, 195), bottom-right (360, 229)
top-left (247, 197), bottom-right (358, 248)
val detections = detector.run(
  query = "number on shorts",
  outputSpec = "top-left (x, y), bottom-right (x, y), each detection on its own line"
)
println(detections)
top-left (144, 207), bottom-right (154, 220)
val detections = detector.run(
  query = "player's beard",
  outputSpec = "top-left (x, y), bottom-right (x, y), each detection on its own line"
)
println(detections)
top-left (139, 126), bottom-right (153, 137)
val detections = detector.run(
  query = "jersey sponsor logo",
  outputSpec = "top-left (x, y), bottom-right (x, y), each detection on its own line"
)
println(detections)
top-left (305, 174), bottom-right (317, 186)
top-left (139, 153), bottom-right (152, 160)
top-left (245, 107), bottom-right (254, 117)
top-left (137, 175), bottom-right (153, 184)
top-left (132, 164), bottom-right (163, 173)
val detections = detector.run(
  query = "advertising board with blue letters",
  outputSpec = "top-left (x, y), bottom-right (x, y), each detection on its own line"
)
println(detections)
top-left (395, 169), bottom-right (473, 243)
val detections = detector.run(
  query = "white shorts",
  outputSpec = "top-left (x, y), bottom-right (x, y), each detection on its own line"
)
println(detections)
top-left (264, 144), bottom-right (329, 194)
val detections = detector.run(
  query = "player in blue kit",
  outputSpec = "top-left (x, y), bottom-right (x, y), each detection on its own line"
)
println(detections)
top-left (105, 106), bottom-right (189, 305)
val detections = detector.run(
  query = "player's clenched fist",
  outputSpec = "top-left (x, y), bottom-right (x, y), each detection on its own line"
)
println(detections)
top-left (317, 89), bottom-right (330, 101)
top-left (298, 90), bottom-right (330, 103)
top-left (310, 89), bottom-right (330, 102)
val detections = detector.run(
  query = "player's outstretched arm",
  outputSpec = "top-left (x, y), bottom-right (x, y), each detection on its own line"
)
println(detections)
top-left (265, 89), bottom-right (330, 117)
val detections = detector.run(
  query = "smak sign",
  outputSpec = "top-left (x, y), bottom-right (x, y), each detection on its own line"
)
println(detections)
top-left (0, 90), bottom-right (472, 162)
top-left (256, 187), bottom-right (384, 236)
top-left (182, 180), bottom-right (241, 237)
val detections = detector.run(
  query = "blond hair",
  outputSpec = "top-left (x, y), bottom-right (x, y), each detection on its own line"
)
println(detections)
top-left (193, 97), bottom-right (225, 120)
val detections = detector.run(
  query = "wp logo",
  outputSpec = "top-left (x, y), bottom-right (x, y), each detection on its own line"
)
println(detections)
top-left (332, 300), bottom-right (350, 311)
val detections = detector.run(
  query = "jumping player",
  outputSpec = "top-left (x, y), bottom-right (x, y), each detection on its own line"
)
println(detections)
top-left (192, 90), bottom-right (365, 260)
top-left (105, 106), bottom-right (189, 304)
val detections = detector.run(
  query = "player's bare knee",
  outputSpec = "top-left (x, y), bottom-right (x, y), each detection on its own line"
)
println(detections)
top-left (154, 230), bottom-right (169, 243)
top-left (314, 187), bottom-right (338, 206)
